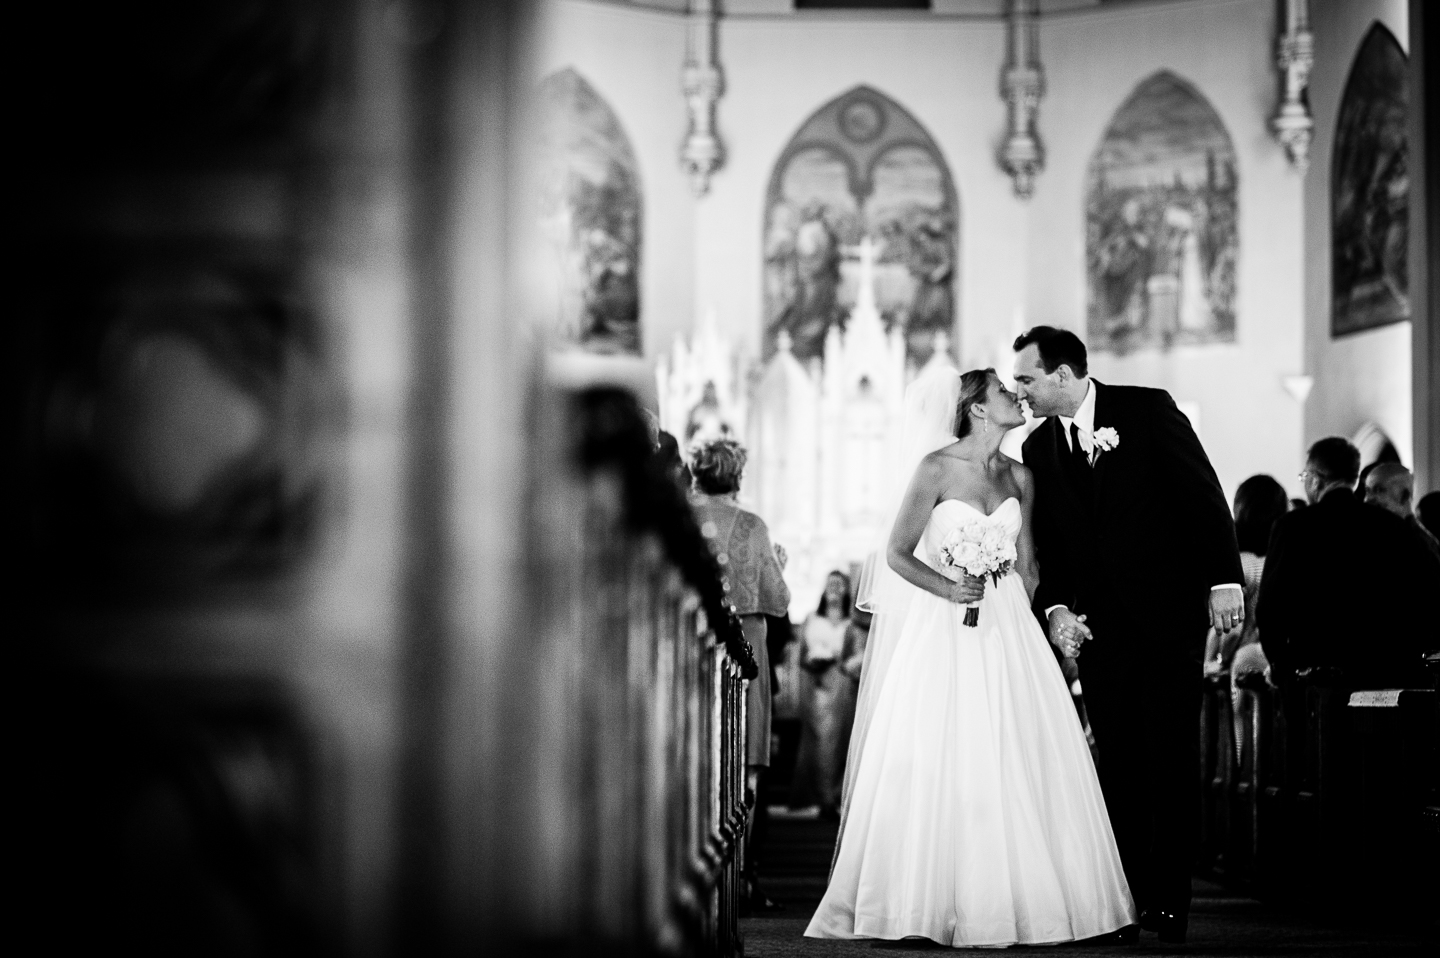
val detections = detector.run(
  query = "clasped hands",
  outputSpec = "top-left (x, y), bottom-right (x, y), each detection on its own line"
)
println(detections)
top-left (947, 576), bottom-right (1091, 659)
top-left (1047, 608), bottom-right (1092, 659)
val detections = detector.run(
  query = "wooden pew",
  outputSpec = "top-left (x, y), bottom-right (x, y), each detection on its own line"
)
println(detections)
top-left (1224, 663), bottom-right (1438, 923)
top-left (1198, 672), bottom-right (1234, 877)
top-left (1259, 669), bottom-right (1352, 905)
top-left (1249, 673), bottom-right (1290, 899)
top-left (1344, 685), bottom-right (1437, 915)
top-left (1225, 670), bottom-right (1266, 889)
top-left (524, 386), bottom-right (753, 957)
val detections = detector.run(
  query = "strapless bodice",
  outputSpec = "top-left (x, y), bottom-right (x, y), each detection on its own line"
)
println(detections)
top-left (921, 497), bottom-right (1021, 574)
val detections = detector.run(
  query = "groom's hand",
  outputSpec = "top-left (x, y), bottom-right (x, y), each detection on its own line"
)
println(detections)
top-left (1047, 608), bottom-right (1092, 659)
top-left (1209, 588), bottom-right (1244, 635)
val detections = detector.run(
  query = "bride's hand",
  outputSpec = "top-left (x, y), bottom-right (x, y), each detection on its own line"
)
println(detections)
top-left (948, 574), bottom-right (985, 605)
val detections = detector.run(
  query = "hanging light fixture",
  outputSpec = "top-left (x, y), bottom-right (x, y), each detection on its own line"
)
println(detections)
top-left (1272, 0), bottom-right (1315, 172)
top-left (681, 0), bottom-right (724, 196)
top-left (999, 0), bottom-right (1044, 199)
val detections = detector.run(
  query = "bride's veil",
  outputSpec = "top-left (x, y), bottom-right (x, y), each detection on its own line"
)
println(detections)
top-left (838, 363), bottom-right (960, 856)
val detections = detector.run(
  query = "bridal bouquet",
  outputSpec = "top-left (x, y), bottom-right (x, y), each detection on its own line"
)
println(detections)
top-left (938, 520), bottom-right (1017, 627)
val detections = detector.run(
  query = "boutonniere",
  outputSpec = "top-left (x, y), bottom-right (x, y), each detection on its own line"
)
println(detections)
top-left (1090, 426), bottom-right (1120, 462)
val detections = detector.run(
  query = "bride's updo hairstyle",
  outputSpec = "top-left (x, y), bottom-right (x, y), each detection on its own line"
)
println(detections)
top-left (953, 368), bottom-right (996, 439)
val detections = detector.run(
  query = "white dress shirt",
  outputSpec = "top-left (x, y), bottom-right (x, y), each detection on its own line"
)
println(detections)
top-left (1060, 379), bottom-right (1099, 461)
top-left (1046, 379), bottom-right (1240, 619)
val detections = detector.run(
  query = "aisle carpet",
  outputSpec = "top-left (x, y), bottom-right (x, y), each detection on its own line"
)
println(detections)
top-left (742, 809), bottom-right (1432, 958)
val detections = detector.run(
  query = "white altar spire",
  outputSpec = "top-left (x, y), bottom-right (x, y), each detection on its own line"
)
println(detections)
top-left (656, 306), bottom-right (748, 448)
top-left (854, 235), bottom-right (881, 318)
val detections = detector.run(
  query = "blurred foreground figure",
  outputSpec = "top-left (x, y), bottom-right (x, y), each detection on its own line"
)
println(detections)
top-left (14, 3), bottom-right (754, 955)
top-left (15, 4), bottom-right (346, 954)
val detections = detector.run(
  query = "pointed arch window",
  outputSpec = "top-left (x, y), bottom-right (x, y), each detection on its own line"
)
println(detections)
top-left (536, 69), bottom-right (643, 354)
top-left (1086, 71), bottom-right (1238, 355)
top-left (763, 86), bottom-right (957, 370)
top-left (1332, 23), bottom-right (1409, 337)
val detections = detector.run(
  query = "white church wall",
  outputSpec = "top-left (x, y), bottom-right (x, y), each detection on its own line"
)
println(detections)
top-left (528, 0), bottom-right (1394, 584)
top-left (1030, 0), bottom-right (1306, 503)
top-left (1303, 0), bottom-right (1412, 468)
top-left (532, 0), bottom-right (697, 360)
top-left (699, 15), bottom-right (1029, 371)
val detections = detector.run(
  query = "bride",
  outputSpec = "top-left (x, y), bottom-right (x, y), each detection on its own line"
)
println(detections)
top-left (805, 366), bottom-right (1135, 947)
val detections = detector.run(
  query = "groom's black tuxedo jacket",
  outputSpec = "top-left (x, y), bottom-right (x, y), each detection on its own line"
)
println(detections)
top-left (1021, 382), bottom-right (1242, 654)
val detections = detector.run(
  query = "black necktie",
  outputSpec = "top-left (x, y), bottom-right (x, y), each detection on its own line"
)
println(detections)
top-left (1070, 422), bottom-right (1091, 471)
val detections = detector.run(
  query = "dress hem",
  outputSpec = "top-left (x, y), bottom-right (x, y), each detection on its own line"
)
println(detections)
top-left (803, 913), bottom-right (1136, 948)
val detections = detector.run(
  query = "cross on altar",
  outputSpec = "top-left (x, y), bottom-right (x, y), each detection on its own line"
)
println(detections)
top-left (851, 235), bottom-right (883, 315)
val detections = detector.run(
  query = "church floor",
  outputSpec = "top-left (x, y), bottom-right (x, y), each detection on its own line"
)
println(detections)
top-left (742, 810), bottom-right (1432, 958)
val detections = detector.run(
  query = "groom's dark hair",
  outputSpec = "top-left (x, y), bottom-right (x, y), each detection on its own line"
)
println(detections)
top-left (1013, 326), bottom-right (1088, 379)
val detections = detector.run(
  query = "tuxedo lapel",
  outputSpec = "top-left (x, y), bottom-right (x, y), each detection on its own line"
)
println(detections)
top-left (1089, 380), bottom-right (1112, 508)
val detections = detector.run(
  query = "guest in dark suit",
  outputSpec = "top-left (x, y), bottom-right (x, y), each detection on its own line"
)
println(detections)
top-left (1013, 326), bottom-right (1242, 944)
top-left (1258, 439), bottom-right (1440, 690)
top-left (1365, 462), bottom-right (1440, 560)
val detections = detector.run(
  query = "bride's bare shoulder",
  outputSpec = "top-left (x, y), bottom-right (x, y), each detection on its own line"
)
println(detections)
top-left (916, 448), bottom-right (955, 475)
top-left (1003, 456), bottom-right (1034, 491)
top-left (912, 447), bottom-right (963, 484)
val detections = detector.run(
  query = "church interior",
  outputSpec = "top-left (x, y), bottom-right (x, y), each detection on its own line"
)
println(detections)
top-left (13, 0), bottom-right (1438, 955)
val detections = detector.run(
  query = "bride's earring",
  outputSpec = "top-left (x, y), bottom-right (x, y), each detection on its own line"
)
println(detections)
top-left (983, 418), bottom-right (990, 434)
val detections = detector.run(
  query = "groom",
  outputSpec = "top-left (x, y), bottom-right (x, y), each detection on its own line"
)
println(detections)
top-left (1012, 326), bottom-right (1242, 944)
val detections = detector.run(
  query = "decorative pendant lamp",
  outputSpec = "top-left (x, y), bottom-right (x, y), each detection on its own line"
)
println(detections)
top-left (999, 0), bottom-right (1044, 199)
top-left (681, 0), bottom-right (724, 196)
top-left (1272, 0), bottom-right (1315, 172)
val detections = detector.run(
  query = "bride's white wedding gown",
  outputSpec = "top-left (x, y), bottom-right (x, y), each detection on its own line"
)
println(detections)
top-left (805, 498), bottom-right (1135, 947)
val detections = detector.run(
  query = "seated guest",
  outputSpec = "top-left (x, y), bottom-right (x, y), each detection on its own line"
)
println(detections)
top-left (1365, 462), bottom-right (1440, 559)
top-left (1257, 438), bottom-right (1440, 690)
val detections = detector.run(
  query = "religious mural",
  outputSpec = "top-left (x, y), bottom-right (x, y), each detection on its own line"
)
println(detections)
top-left (1332, 23), bottom-right (1409, 336)
top-left (1086, 72), bottom-right (1237, 354)
top-left (763, 86), bottom-right (957, 371)
top-left (535, 69), bottom-right (642, 353)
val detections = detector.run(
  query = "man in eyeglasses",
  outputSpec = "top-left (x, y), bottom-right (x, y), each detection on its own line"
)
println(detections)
top-left (1365, 462), bottom-right (1440, 560)
top-left (1257, 437), bottom-right (1440, 690)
